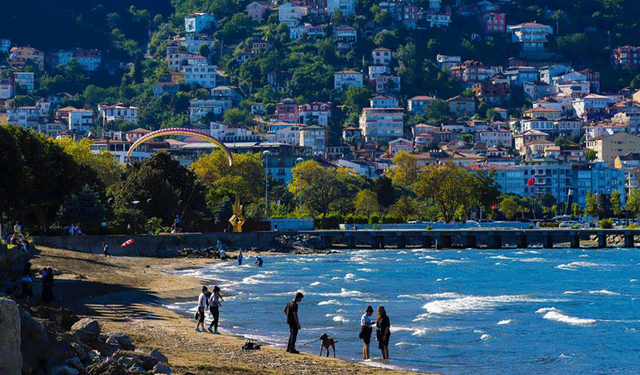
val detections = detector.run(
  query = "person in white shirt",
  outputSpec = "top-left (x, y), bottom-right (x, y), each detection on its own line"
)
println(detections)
top-left (359, 305), bottom-right (376, 359)
top-left (195, 286), bottom-right (208, 332)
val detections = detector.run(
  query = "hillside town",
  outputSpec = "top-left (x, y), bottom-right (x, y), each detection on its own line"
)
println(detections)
top-left (2, 0), bottom-right (640, 212)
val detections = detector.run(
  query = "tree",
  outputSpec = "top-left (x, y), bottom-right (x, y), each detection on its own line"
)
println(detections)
top-left (57, 185), bottom-right (108, 234)
top-left (469, 170), bottom-right (501, 217)
top-left (610, 189), bottom-right (622, 217)
top-left (355, 189), bottom-right (379, 217)
top-left (626, 188), bottom-right (640, 217)
top-left (415, 163), bottom-right (469, 222)
top-left (572, 203), bottom-right (581, 217)
top-left (54, 138), bottom-right (123, 188)
top-left (584, 190), bottom-right (599, 217)
top-left (384, 151), bottom-right (418, 187)
top-left (330, 8), bottom-right (345, 25)
top-left (374, 176), bottom-right (395, 208)
top-left (499, 197), bottom-right (519, 220)
top-left (387, 195), bottom-right (422, 221)
top-left (585, 149), bottom-right (597, 162)
top-left (198, 44), bottom-right (211, 58)
top-left (223, 108), bottom-right (254, 125)
top-left (305, 167), bottom-right (344, 225)
top-left (424, 99), bottom-right (452, 124)
top-left (539, 192), bottom-right (557, 211)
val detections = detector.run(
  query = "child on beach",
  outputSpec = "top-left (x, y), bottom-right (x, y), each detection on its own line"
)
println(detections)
top-left (195, 286), bottom-right (208, 332)
top-left (207, 286), bottom-right (224, 334)
top-left (360, 305), bottom-right (375, 359)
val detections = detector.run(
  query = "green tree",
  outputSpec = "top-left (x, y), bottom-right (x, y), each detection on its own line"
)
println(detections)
top-left (57, 185), bottom-right (108, 234)
top-left (198, 43), bottom-right (211, 58)
top-left (499, 197), bottom-right (519, 220)
top-left (572, 203), bottom-right (581, 217)
top-left (585, 190), bottom-right (599, 217)
top-left (55, 138), bottom-right (123, 188)
top-left (384, 151), bottom-right (419, 187)
top-left (355, 189), bottom-right (379, 217)
top-left (415, 163), bottom-right (469, 222)
top-left (610, 189), bottom-right (621, 217)
top-left (626, 188), bottom-right (640, 217)
top-left (330, 8), bottom-right (345, 25)
top-left (585, 149), bottom-right (597, 162)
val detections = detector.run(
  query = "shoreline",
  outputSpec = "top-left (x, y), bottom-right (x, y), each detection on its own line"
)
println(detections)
top-left (28, 246), bottom-right (430, 375)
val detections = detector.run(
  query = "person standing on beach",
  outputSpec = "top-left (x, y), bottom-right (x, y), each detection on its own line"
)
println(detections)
top-left (360, 305), bottom-right (375, 359)
top-left (220, 248), bottom-right (226, 262)
top-left (237, 251), bottom-right (243, 266)
top-left (102, 241), bottom-right (109, 257)
top-left (285, 292), bottom-right (304, 353)
top-left (376, 306), bottom-right (391, 359)
top-left (196, 286), bottom-right (208, 332)
top-left (40, 267), bottom-right (54, 304)
top-left (207, 286), bottom-right (224, 334)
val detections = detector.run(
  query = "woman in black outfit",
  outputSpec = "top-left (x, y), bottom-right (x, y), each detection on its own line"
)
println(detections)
top-left (40, 267), bottom-right (55, 304)
top-left (376, 305), bottom-right (390, 359)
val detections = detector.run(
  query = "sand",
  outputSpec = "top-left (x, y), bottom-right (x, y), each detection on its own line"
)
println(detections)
top-left (29, 246), bottom-right (432, 375)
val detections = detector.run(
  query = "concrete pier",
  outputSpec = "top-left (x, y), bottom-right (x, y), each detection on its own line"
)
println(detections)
top-left (307, 228), bottom-right (640, 250)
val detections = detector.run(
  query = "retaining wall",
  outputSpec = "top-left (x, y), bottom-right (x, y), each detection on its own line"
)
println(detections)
top-left (33, 232), bottom-right (282, 257)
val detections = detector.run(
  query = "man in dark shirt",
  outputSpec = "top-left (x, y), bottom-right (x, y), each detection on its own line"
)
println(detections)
top-left (285, 292), bottom-right (304, 353)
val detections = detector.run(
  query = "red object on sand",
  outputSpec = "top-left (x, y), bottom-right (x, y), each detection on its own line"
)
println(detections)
top-left (120, 238), bottom-right (134, 248)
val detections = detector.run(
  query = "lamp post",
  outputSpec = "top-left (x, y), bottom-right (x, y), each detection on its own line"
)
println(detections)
top-left (132, 200), bottom-right (140, 234)
top-left (296, 157), bottom-right (304, 209)
top-left (262, 150), bottom-right (271, 218)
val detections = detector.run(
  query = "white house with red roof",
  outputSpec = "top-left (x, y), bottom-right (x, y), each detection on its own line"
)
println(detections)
top-left (247, 1), bottom-right (273, 20)
top-left (334, 70), bottom-right (363, 90)
top-left (98, 103), bottom-right (139, 125)
top-left (507, 22), bottom-right (553, 52)
top-left (372, 47), bottom-right (392, 65)
top-left (408, 95), bottom-right (436, 114)
top-left (181, 56), bottom-right (217, 88)
top-left (388, 138), bottom-right (413, 155)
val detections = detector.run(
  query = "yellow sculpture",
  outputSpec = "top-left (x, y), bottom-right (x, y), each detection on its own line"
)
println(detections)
top-left (229, 194), bottom-right (245, 233)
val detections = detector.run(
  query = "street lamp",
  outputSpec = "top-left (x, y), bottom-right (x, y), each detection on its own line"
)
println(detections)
top-left (132, 200), bottom-right (140, 234)
top-left (296, 157), bottom-right (304, 209)
top-left (262, 150), bottom-right (271, 218)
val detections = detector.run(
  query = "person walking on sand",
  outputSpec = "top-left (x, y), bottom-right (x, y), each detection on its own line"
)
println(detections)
top-left (285, 292), bottom-right (304, 353)
top-left (207, 286), bottom-right (224, 334)
top-left (237, 251), bottom-right (243, 266)
top-left (40, 267), bottom-right (54, 304)
top-left (360, 305), bottom-right (375, 359)
top-left (195, 286), bottom-right (208, 332)
top-left (376, 305), bottom-right (391, 359)
top-left (102, 241), bottom-right (109, 257)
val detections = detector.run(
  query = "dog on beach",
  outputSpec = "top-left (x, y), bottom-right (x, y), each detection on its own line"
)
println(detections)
top-left (319, 333), bottom-right (338, 358)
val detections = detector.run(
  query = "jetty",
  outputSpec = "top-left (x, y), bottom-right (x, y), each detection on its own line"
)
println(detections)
top-left (309, 228), bottom-right (640, 249)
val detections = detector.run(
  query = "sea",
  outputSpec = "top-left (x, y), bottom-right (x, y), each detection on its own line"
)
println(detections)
top-left (165, 248), bottom-right (640, 375)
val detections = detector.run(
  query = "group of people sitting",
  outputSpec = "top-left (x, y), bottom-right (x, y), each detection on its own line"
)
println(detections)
top-left (68, 223), bottom-right (83, 236)
top-left (2, 222), bottom-right (30, 253)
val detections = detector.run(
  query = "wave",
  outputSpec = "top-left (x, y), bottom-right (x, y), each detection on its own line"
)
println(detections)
top-left (424, 295), bottom-right (549, 315)
top-left (589, 289), bottom-right (620, 296)
top-left (319, 288), bottom-right (365, 297)
top-left (318, 299), bottom-right (341, 305)
top-left (357, 268), bottom-right (378, 272)
top-left (490, 255), bottom-right (513, 260)
top-left (497, 319), bottom-right (514, 325)
top-left (429, 259), bottom-right (468, 266)
top-left (398, 292), bottom-right (463, 300)
top-left (480, 334), bottom-right (490, 340)
top-left (332, 315), bottom-right (350, 323)
top-left (543, 311), bottom-right (597, 326)
top-left (344, 273), bottom-right (356, 279)
top-left (435, 277), bottom-right (452, 282)
top-left (556, 262), bottom-right (602, 270)
top-left (310, 281), bottom-right (322, 286)
top-left (518, 258), bottom-right (546, 263)
top-left (394, 342), bottom-right (419, 347)
top-left (563, 291), bottom-right (581, 295)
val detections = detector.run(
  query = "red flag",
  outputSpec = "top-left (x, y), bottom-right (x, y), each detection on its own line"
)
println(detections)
top-left (527, 177), bottom-right (535, 186)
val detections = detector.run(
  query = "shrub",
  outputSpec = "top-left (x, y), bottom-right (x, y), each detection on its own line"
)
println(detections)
top-left (381, 215), bottom-right (404, 224)
top-left (354, 215), bottom-right (369, 224)
top-left (369, 214), bottom-right (380, 224)
top-left (425, 225), bottom-right (432, 230)
top-left (572, 224), bottom-right (580, 229)
top-left (598, 218), bottom-right (614, 229)
top-left (628, 223), bottom-right (640, 229)
top-left (315, 213), bottom-right (343, 229)
top-left (528, 224), bottom-right (534, 229)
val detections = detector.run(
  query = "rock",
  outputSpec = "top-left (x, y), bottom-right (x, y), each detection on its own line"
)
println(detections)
top-left (149, 348), bottom-right (168, 363)
top-left (108, 332), bottom-right (135, 350)
top-left (71, 342), bottom-right (86, 357)
top-left (50, 365), bottom-right (80, 375)
top-left (71, 318), bottom-right (101, 343)
top-left (86, 361), bottom-right (127, 375)
top-left (152, 362), bottom-right (171, 374)
top-left (0, 298), bottom-right (22, 375)
top-left (90, 338), bottom-right (119, 357)
top-left (51, 268), bottom-right (62, 275)
top-left (20, 307), bottom-right (50, 374)
top-left (64, 356), bottom-right (84, 371)
top-left (113, 350), bottom-right (158, 370)
top-left (106, 335), bottom-right (120, 346)
top-left (128, 363), bottom-right (147, 374)
top-left (86, 350), bottom-right (101, 364)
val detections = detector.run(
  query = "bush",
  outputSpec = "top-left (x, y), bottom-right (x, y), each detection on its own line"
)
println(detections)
top-left (425, 225), bottom-right (432, 230)
top-left (572, 224), bottom-right (580, 229)
top-left (369, 214), bottom-right (380, 224)
top-left (528, 224), bottom-right (534, 229)
top-left (598, 218), bottom-right (614, 229)
top-left (315, 213), bottom-right (343, 229)
top-left (381, 215), bottom-right (404, 224)
top-left (628, 223), bottom-right (640, 229)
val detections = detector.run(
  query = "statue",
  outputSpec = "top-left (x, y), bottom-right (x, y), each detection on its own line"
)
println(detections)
top-left (228, 194), bottom-right (245, 233)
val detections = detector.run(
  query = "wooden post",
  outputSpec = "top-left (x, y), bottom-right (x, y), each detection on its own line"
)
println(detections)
top-left (379, 236), bottom-right (385, 249)
top-left (442, 235), bottom-right (452, 248)
top-left (320, 233), bottom-right (327, 250)
top-left (346, 233), bottom-right (356, 248)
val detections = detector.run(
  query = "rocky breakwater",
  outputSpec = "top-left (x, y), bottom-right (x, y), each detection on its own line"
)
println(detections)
top-left (0, 300), bottom-right (174, 375)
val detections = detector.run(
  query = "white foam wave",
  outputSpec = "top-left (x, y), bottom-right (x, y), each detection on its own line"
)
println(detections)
top-left (563, 291), bottom-right (581, 295)
top-left (332, 315), bottom-right (350, 323)
top-left (318, 299), bottom-right (341, 305)
top-left (589, 289), bottom-right (620, 296)
top-left (480, 334), bottom-right (490, 340)
top-left (344, 273), bottom-right (356, 279)
top-left (497, 319), bottom-right (514, 325)
top-left (319, 288), bottom-right (365, 297)
top-left (424, 295), bottom-right (548, 315)
top-left (631, 279), bottom-right (638, 282)
top-left (430, 259), bottom-right (468, 266)
top-left (490, 255), bottom-right (513, 260)
top-left (357, 268), bottom-right (377, 272)
top-left (398, 292), bottom-right (462, 300)
top-left (518, 258), bottom-right (546, 263)
top-left (556, 262), bottom-right (601, 270)
top-left (394, 342), bottom-right (418, 347)
top-left (543, 311), bottom-right (597, 326)
top-left (536, 307), bottom-right (559, 314)
top-left (310, 281), bottom-right (322, 286)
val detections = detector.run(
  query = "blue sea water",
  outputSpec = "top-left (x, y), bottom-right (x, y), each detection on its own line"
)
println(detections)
top-left (167, 248), bottom-right (640, 374)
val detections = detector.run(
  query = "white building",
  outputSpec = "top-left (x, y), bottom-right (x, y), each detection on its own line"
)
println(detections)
top-left (521, 117), bottom-right (555, 133)
top-left (333, 26), bottom-right (357, 50)
top-left (189, 98), bottom-right (233, 122)
top-left (98, 103), bottom-right (139, 125)
top-left (68, 109), bottom-right (94, 133)
top-left (7, 106), bottom-right (41, 129)
top-left (408, 96), bottom-right (436, 114)
top-left (13, 71), bottom-right (35, 92)
top-left (181, 56), bottom-right (217, 88)
top-left (327, 0), bottom-right (355, 16)
top-left (359, 107), bottom-right (404, 142)
top-left (299, 102), bottom-right (332, 126)
top-left (572, 94), bottom-right (617, 117)
top-left (368, 65), bottom-right (391, 80)
top-left (0, 79), bottom-right (15, 100)
top-left (74, 49), bottom-right (103, 71)
top-left (278, 2), bottom-right (308, 26)
top-left (425, 13), bottom-right (451, 27)
top-left (436, 54), bottom-right (461, 69)
top-left (388, 138), bottom-right (413, 155)
top-left (174, 34), bottom-right (215, 55)
top-left (300, 125), bottom-right (328, 155)
top-left (275, 124), bottom-right (302, 145)
top-left (508, 22), bottom-right (553, 52)
top-left (370, 95), bottom-right (398, 108)
top-left (166, 45), bottom-right (194, 70)
top-left (475, 128), bottom-right (513, 147)
top-left (334, 71), bottom-right (363, 90)
top-left (185, 13), bottom-right (217, 33)
top-left (372, 48), bottom-right (392, 65)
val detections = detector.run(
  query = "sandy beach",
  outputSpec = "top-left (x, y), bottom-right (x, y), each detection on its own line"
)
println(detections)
top-left (28, 246), bottom-right (431, 375)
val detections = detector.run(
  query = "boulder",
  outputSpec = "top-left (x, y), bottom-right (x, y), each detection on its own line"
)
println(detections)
top-left (113, 350), bottom-right (158, 370)
top-left (32, 306), bottom-right (79, 330)
top-left (86, 361), bottom-right (127, 375)
top-left (128, 363), bottom-right (147, 374)
top-left (64, 356), bottom-right (84, 371)
top-left (0, 298), bottom-right (22, 375)
top-left (89, 338), bottom-right (119, 357)
top-left (20, 307), bottom-right (50, 375)
top-left (50, 365), bottom-right (80, 375)
top-left (153, 362), bottom-right (172, 374)
top-left (149, 348), bottom-right (168, 363)
top-left (71, 318), bottom-right (101, 343)
top-left (107, 332), bottom-right (134, 350)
